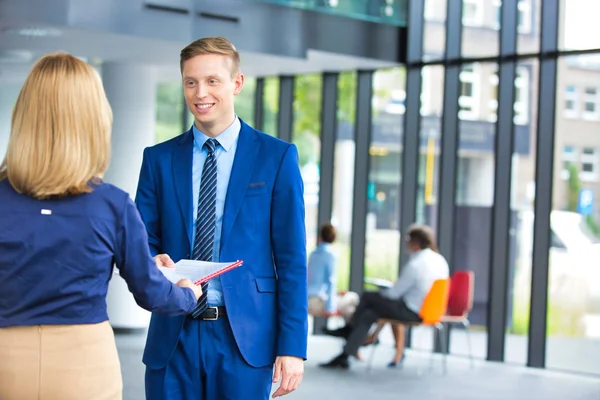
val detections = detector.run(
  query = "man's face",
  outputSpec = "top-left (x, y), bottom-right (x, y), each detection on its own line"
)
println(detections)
top-left (182, 54), bottom-right (244, 132)
top-left (406, 238), bottom-right (419, 253)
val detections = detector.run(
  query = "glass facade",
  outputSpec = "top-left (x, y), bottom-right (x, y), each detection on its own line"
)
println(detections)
top-left (245, 0), bottom-right (600, 374)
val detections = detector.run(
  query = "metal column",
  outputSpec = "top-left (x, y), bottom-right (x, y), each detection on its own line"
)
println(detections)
top-left (487, 0), bottom-right (518, 363)
top-left (348, 70), bottom-right (374, 294)
top-left (528, 0), bottom-right (560, 368)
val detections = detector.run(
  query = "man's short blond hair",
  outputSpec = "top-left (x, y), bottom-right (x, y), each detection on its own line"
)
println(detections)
top-left (0, 52), bottom-right (112, 199)
top-left (180, 36), bottom-right (240, 75)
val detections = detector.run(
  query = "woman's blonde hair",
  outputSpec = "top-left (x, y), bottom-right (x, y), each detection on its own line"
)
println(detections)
top-left (0, 52), bottom-right (112, 199)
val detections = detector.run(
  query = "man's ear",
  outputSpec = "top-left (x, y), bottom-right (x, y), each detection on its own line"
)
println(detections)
top-left (233, 73), bottom-right (245, 95)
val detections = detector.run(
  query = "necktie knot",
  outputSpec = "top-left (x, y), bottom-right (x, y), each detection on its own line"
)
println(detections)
top-left (204, 138), bottom-right (218, 154)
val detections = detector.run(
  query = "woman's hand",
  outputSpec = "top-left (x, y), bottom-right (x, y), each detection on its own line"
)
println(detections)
top-left (177, 279), bottom-right (202, 300)
top-left (154, 254), bottom-right (175, 268)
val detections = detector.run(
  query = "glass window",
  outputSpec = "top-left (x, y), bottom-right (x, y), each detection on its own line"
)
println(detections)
top-left (560, 0), bottom-right (600, 51)
top-left (453, 62), bottom-right (499, 360)
top-left (548, 53), bottom-right (600, 375)
top-left (423, 0), bottom-right (446, 61)
top-left (580, 147), bottom-right (598, 181)
top-left (155, 82), bottom-right (184, 143)
top-left (583, 87), bottom-right (600, 120)
top-left (365, 67), bottom-right (405, 286)
top-left (463, 0), bottom-right (483, 26)
top-left (564, 85), bottom-right (578, 117)
top-left (462, 0), bottom-right (499, 57)
top-left (513, 67), bottom-right (529, 124)
top-left (493, 0), bottom-right (532, 33)
top-left (518, 0), bottom-right (541, 53)
top-left (489, 65), bottom-right (531, 124)
top-left (561, 145), bottom-right (578, 180)
top-left (459, 64), bottom-right (480, 120)
top-left (416, 65), bottom-right (444, 231)
top-left (505, 58), bottom-right (539, 365)
top-left (293, 74), bottom-right (323, 246)
top-left (235, 77), bottom-right (256, 126)
top-left (262, 77), bottom-right (280, 137)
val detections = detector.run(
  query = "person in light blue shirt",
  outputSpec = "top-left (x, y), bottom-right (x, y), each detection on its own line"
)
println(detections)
top-left (308, 223), bottom-right (339, 316)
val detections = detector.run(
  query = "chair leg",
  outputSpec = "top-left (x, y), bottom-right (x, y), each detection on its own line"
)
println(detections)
top-left (463, 320), bottom-right (474, 369)
top-left (428, 326), bottom-right (436, 372)
top-left (415, 326), bottom-right (424, 376)
top-left (438, 323), bottom-right (447, 375)
top-left (366, 340), bottom-right (379, 372)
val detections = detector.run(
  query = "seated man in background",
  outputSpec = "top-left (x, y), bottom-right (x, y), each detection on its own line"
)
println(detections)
top-left (319, 224), bottom-right (449, 369)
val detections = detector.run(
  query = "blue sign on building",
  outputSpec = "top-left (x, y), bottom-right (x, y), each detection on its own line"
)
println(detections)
top-left (577, 188), bottom-right (594, 216)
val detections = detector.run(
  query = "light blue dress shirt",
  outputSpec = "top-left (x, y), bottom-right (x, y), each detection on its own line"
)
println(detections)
top-left (192, 116), bottom-right (240, 306)
top-left (307, 243), bottom-right (338, 313)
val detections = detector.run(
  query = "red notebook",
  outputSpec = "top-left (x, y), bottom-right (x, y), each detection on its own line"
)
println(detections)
top-left (158, 260), bottom-right (244, 285)
top-left (193, 260), bottom-right (244, 285)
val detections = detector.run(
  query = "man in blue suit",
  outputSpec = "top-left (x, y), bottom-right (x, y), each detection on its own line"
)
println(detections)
top-left (135, 36), bottom-right (308, 399)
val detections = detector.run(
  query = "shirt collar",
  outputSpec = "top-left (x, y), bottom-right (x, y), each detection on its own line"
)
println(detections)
top-left (192, 115), bottom-right (240, 152)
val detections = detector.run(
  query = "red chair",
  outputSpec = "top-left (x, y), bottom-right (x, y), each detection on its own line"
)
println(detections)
top-left (441, 270), bottom-right (474, 368)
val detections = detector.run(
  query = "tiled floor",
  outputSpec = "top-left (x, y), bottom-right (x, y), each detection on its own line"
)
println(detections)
top-left (115, 329), bottom-right (600, 400)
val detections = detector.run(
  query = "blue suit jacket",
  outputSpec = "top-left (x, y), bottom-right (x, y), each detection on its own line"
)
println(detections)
top-left (135, 120), bottom-right (308, 369)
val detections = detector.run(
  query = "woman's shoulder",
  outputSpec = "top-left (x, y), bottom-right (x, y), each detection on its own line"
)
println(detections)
top-left (90, 180), bottom-right (130, 198)
top-left (85, 181), bottom-right (133, 212)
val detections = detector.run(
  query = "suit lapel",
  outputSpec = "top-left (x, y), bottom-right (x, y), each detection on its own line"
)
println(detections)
top-left (173, 129), bottom-right (194, 249)
top-left (221, 122), bottom-right (259, 250)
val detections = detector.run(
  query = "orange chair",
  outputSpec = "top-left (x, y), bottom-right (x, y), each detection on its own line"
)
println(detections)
top-left (441, 271), bottom-right (474, 368)
top-left (367, 278), bottom-right (451, 373)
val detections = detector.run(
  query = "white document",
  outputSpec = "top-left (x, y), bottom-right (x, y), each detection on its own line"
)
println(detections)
top-left (158, 260), bottom-right (241, 284)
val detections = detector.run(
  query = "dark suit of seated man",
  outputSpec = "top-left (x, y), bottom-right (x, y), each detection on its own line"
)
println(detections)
top-left (319, 224), bottom-right (449, 369)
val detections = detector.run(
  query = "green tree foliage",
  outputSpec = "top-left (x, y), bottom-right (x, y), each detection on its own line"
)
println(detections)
top-left (235, 78), bottom-right (256, 126)
top-left (566, 162), bottom-right (581, 212)
top-left (156, 82), bottom-right (184, 143)
top-left (262, 71), bottom-right (359, 167)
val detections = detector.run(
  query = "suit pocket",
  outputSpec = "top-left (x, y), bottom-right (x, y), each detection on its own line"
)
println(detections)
top-left (245, 185), bottom-right (269, 196)
top-left (255, 277), bottom-right (277, 293)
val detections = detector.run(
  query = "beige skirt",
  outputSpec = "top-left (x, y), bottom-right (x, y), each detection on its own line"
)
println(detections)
top-left (0, 321), bottom-right (122, 400)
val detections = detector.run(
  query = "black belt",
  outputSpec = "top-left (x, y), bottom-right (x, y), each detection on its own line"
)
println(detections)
top-left (191, 306), bottom-right (227, 321)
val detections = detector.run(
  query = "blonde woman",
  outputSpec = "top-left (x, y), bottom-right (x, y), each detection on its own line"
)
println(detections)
top-left (0, 53), bottom-right (202, 400)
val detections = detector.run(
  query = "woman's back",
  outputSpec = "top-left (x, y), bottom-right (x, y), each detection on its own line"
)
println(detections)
top-left (1, 180), bottom-right (133, 326)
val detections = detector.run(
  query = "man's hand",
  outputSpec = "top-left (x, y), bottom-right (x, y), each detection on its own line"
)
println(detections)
top-left (154, 254), bottom-right (175, 268)
top-left (271, 356), bottom-right (304, 398)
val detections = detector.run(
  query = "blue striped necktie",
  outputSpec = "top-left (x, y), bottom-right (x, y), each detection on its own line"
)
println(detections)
top-left (190, 138), bottom-right (219, 318)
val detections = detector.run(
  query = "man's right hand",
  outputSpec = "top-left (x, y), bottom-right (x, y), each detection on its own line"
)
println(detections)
top-left (154, 253), bottom-right (175, 268)
top-left (177, 279), bottom-right (203, 300)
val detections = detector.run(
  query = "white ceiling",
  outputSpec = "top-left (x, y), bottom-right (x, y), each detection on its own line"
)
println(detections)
top-left (0, 23), bottom-right (398, 85)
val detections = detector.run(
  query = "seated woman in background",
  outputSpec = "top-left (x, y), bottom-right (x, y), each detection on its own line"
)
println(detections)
top-left (307, 223), bottom-right (359, 321)
top-left (0, 53), bottom-right (202, 400)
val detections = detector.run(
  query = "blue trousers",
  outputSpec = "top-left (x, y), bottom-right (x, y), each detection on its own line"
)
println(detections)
top-left (145, 317), bottom-right (273, 400)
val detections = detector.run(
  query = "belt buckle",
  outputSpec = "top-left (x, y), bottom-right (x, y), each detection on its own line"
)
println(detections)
top-left (203, 306), bottom-right (219, 321)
